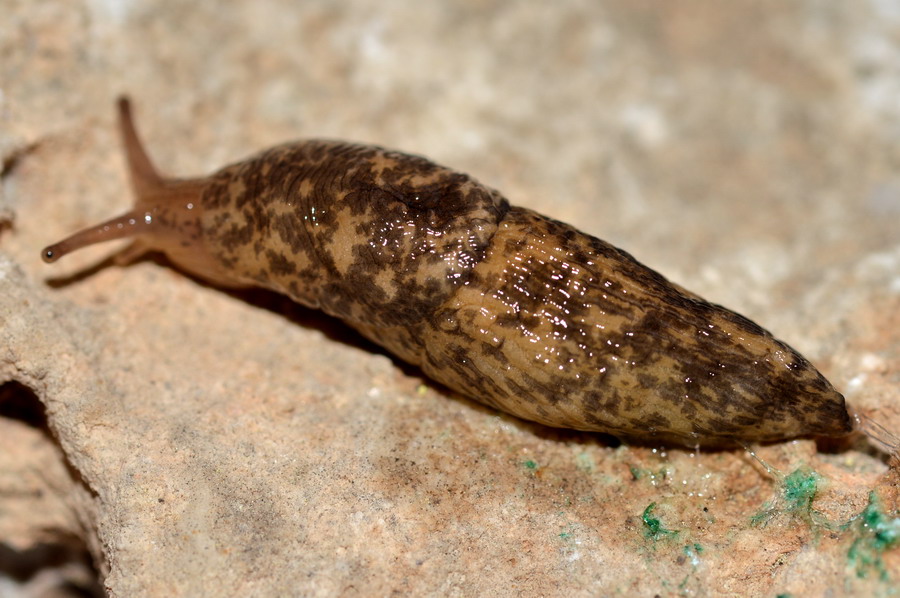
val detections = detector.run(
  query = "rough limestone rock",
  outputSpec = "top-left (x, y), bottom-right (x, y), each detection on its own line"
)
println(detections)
top-left (1, 1), bottom-right (898, 596)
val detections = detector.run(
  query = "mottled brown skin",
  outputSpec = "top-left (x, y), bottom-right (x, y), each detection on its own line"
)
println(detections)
top-left (42, 98), bottom-right (854, 447)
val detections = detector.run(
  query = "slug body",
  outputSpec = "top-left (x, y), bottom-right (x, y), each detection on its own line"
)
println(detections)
top-left (43, 99), bottom-right (853, 446)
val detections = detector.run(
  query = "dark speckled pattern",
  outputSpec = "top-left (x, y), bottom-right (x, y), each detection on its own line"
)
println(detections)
top-left (419, 208), bottom-right (851, 445)
top-left (201, 142), bottom-right (509, 331)
top-left (193, 140), bottom-right (851, 446)
top-left (42, 100), bottom-right (854, 447)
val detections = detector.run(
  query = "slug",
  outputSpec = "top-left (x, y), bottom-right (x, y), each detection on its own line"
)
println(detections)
top-left (42, 97), bottom-right (855, 447)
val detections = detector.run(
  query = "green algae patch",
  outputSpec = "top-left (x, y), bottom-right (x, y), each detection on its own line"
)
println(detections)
top-left (682, 542), bottom-right (703, 564)
top-left (847, 492), bottom-right (900, 582)
top-left (781, 468), bottom-right (820, 512)
top-left (635, 502), bottom-right (704, 595)
top-left (642, 502), bottom-right (679, 541)
top-left (750, 466), bottom-right (822, 528)
top-left (747, 463), bottom-right (899, 587)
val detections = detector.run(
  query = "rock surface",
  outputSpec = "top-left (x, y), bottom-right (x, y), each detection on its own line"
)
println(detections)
top-left (1, 1), bottom-right (899, 596)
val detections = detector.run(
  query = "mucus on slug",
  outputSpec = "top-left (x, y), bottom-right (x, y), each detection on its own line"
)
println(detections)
top-left (42, 97), bottom-right (861, 448)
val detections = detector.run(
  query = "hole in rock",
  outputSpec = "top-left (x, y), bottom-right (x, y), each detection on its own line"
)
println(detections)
top-left (0, 381), bottom-right (48, 429)
top-left (0, 539), bottom-right (104, 597)
top-left (0, 381), bottom-right (104, 596)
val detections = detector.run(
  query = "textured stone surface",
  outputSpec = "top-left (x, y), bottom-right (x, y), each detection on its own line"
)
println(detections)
top-left (1, 1), bottom-right (899, 596)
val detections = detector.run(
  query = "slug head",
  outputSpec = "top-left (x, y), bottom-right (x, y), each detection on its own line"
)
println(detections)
top-left (42, 98), bottom-right (234, 286)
